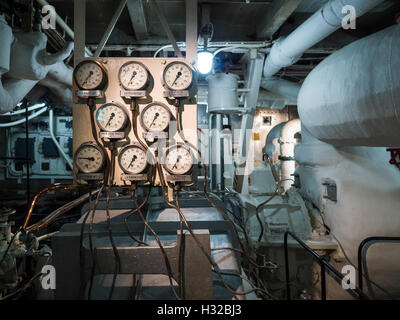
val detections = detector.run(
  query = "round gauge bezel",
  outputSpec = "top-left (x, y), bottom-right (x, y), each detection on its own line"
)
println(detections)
top-left (73, 60), bottom-right (108, 91)
top-left (118, 61), bottom-right (150, 91)
top-left (140, 102), bottom-right (172, 132)
top-left (74, 142), bottom-right (106, 174)
top-left (162, 61), bottom-right (194, 91)
top-left (162, 143), bottom-right (194, 175)
top-left (118, 143), bottom-right (149, 174)
top-left (95, 102), bottom-right (129, 132)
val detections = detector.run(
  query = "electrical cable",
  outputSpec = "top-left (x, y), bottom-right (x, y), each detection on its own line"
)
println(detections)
top-left (105, 183), bottom-right (121, 300)
top-left (172, 101), bottom-right (280, 299)
top-left (124, 187), bottom-right (151, 247)
top-left (255, 154), bottom-right (281, 242)
top-left (87, 184), bottom-right (105, 300)
top-left (176, 190), bottom-right (185, 299)
top-left (157, 161), bottom-right (270, 298)
top-left (131, 188), bottom-right (181, 300)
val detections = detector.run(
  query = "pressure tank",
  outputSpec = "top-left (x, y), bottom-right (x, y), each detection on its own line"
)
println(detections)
top-left (298, 24), bottom-right (400, 147)
top-left (207, 73), bottom-right (240, 114)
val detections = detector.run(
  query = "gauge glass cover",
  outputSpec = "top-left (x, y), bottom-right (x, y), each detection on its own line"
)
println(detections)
top-left (163, 62), bottom-right (193, 91)
top-left (119, 62), bottom-right (148, 90)
top-left (141, 103), bottom-right (170, 132)
top-left (74, 61), bottom-right (106, 90)
top-left (118, 145), bottom-right (148, 174)
top-left (74, 144), bottom-right (104, 173)
top-left (164, 145), bottom-right (193, 175)
top-left (96, 103), bottom-right (128, 132)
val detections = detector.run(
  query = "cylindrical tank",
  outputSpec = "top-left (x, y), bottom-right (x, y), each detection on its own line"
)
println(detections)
top-left (0, 15), bottom-right (13, 75)
top-left (298, 25), bottom-right (400, 147)
top-left (207, 73), bottom-right (240, 114)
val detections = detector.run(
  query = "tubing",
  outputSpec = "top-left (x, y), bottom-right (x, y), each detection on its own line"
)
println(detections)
top-left (0, 103), bottom-right (45, 116)
top-left (263, 0), bottom-right (385, 78)
top-left (0, 107), bottom-right (48, 127)
top-left (279, 119), bottom-right (301, 192)
top-left (48, 108), bottom-right (73, 169)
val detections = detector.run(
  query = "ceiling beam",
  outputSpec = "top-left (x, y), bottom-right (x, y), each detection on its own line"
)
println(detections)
top-left (257, 0), bottom-right (302, 39)
top-left (185, 0), bottom-right (198, 63)
top-left (127, 0), bottom-right (149, 40)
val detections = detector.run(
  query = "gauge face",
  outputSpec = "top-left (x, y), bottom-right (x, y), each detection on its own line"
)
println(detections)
top-left (163, 61), bottom-right (193, 91)
top-left (118, 145), bottom-right (148, 174)
top-left (96, 103), bottom-right (128, 132)
top-left (140, 102), bottom-right (171, 132)
top-left (74, 60), bottom-right (107, 90)
top-left (74, 143), bottom-right (105, 174)
top-left (163, 145), bottom-right (193, 175)
top-left (118, 61), bottom-right (149, 90)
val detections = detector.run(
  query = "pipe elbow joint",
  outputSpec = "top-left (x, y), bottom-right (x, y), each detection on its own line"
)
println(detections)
top-left (263, 38), bottom-right (302, 78)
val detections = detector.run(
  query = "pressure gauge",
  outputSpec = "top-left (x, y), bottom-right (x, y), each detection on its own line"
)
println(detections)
top-left (96, 102), bottom-right (128, 132)
top-left (140, 102), bottom-right (171, 132)
top-left (118, 144), bottom-right (148, 174)
top-left (74, 142), bottom-right (106, 174)
top-left (118, 61), bottom-right (149, 90)
top-left (162, 61), bottom-right (193, 91)
top-left (73, 60), bottom-right (107, 90)
top-left (163, 144), bottom-right (194, 175)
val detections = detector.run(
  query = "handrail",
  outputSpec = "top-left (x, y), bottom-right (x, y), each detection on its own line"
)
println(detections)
top-left (284, 231), bottom-right (368, 300)
top-left (357, 236), bottom-right (400, 292)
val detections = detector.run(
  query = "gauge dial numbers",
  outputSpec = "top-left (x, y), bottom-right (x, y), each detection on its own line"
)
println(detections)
top-left (163, 144), bottom-right (194, 175)
top-left (140, 102), bottom-right (171, 132)
top-left (96, 102), bottom-right (128, 132)
top-left (118, 144), bottom-right (148, 175)
top-left (162, 61), bottom-right (193, 91)
top-left (74, 142), bottom-right (105, 174)
top-left (73, 60), bottom-right (107, 90)
top-left (118, 61), bottom-right (149, 91)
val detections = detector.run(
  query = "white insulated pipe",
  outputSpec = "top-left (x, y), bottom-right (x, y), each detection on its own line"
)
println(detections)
top-left (0, 107), bottom-right (48, 127)
top-left (48, 108), bottom-right (73, 169)
top-left (0, 103), bottom-right (45, 116)
top-left (263, 0), bottom-right (385, 78)
top-left (261, 77), bottom-right (300, 99)
top-left (215, 114), bottom-right (223, 191)
top-left (298, 25), bottom-right (400, 147)
top-left (279, 119), bottom-right (301, 192)
top-left (35, 0), bottom-right (92, 57)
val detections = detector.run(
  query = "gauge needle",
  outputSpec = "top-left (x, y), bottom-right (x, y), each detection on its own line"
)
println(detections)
top-left (129, 71), bottom-right (137, 84)
top-left (172, 156), bottom-right (182, 169)
top-left (150, 112), bottom-right (159, 127)
top-left (82, 71), bottom-right (93, 86)
top-left (128, 155), bottom-right (137, 168)
top-left (171, 70), bottom-right (183, 87)
top-left (78, 157), bottom-right (95, 161)
top-left (105, 112), bottom-right (115, 127)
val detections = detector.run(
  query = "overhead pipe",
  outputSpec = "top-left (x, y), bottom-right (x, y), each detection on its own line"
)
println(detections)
top-left (35, 0), bottom-right (92, 57)
top-left (279, 119), bottom-right (301, 192)
top-left (263, 0), bottom-right (385, 78)
top-left (261, 77), bottom-right (300, 99)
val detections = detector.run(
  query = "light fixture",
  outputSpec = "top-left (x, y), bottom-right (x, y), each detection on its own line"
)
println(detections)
top-left (197, 51), bottom-right (214, 74)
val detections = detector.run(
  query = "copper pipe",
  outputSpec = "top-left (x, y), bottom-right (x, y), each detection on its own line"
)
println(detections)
top-left (26, 188), bottom-right (101, 233)
top-left (22, 184), bottom-right (82, 229)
